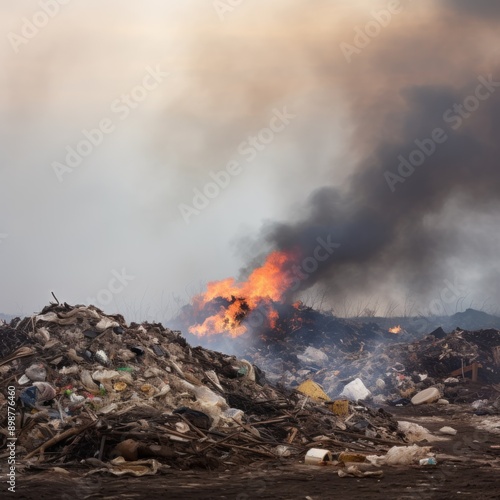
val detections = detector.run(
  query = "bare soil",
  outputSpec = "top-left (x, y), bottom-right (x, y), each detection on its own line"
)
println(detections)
top-left (11, 405), bottom-right (500, 500)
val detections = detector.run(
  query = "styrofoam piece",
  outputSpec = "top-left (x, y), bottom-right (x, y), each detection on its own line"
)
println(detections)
top-left (411, 387), bottom-right (441, 405)
top-left (439, 426), bottom-right (457, 436)
top-left (305, 448), bottom-right (332, 465)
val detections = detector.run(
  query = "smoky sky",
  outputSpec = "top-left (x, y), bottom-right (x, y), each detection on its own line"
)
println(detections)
top-left (238, 1), bottom-right (500, 310)
top-left (1, 1), bottom-right (500, 320)
top-left (444, 0), bottom-right (500, 18)
top-left (265, 79), bottom-right (500, 300)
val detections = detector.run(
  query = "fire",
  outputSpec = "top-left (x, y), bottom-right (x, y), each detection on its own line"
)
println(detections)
top-left (389, 325), bottom-right (402, 334)
top-left (188, 250), bottom-right (298, 337)
top-left (268, 308), bottom-right (280, 329)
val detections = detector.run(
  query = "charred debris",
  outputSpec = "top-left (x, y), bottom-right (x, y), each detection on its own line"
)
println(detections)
top-left (0, 302), bottom-right (499, 475)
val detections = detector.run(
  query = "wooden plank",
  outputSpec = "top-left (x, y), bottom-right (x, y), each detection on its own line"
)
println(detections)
top-left (450, 362), bottom-right (482, 381)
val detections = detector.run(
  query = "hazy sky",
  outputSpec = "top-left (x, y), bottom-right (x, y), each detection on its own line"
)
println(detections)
top-left (1, 1), bottom-right (500, 321)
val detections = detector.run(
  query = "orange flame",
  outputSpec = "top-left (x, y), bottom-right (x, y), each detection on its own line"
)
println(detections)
top-left (389, 325), bottom-right (402, 334)
top-left (189, 250), bottom-right (298, 337)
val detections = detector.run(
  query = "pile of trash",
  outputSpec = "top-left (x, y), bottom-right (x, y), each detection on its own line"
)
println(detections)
top-left (179, 302), bottom-right (419, 357)
top-left (241, 325), bottom-right (500, 409)
top-left (0, 303), bottom-right (413, 474)
top-left (388, 328), bottom-right (500, 382)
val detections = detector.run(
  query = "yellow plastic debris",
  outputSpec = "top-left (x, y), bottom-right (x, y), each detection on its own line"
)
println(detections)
top-left (297, 379), bottom-right (329, 402)
top-left (329, 399), bottom-right (349, 417)
top-left (339, 451), bottom-right (367, 463)
top-left (113, 381), bottom-right (127, 392)
top-left (141, 384), bottom-right (156, 397)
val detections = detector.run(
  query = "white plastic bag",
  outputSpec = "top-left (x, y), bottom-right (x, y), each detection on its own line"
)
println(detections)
top-left (340, 378), bottom-right (371, 401)
top-left (367, 445), bottom-right (434, 466)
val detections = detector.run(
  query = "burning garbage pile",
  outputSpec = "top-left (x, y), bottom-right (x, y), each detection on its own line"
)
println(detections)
top-left (178, 249), bottom-right (303, 339)
top-left (175, 250), bottom-right (415, 354)
top-left (174, 251), bottom-right (500, 412)
top-left (1, 302), bottom-right (417, 475)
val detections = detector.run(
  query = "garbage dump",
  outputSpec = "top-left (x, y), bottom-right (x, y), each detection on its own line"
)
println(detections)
top-left (237, 320), bottom-right (500, 408)
top-left (0, 303), bottom-right (415, 474)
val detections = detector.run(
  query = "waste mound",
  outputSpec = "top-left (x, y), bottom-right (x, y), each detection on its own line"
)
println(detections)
top-left (0, 303), bottom-right (408, 472)
top-left (240, 324), bottom-right (500, 405)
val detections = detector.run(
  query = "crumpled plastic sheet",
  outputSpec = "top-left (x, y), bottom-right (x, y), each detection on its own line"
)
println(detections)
top-left (89, 456), bottom-right (163, 476)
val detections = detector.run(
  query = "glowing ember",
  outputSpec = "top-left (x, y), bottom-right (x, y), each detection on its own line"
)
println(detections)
top-left (389, 325), bottom-right (402, 334)
top-left (189, 250), bottom-right (299, 337)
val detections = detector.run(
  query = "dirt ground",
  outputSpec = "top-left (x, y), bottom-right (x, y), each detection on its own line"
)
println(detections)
top-left (9, 404), bottom-right (500, 500)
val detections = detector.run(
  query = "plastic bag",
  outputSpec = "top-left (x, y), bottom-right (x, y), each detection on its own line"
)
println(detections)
top-left (340, 378), bottom-right (371, 401)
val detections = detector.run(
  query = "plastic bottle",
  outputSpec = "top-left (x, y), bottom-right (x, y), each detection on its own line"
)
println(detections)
top-left (419, 457), bottom-right (437, 466)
